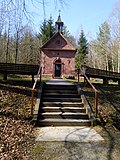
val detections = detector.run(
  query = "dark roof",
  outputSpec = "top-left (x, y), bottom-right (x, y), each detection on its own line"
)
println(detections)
top-left (40, 32), bottom-right (76, 51)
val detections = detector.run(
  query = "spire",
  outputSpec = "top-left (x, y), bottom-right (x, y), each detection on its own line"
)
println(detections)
top-left (55, 10), bottom-right (64, 33)
top-left (57, 10), bottom-right (62, 22)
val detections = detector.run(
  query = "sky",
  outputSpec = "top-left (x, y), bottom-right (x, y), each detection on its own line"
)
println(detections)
top-left (31, 0), bottom-right (119, 40)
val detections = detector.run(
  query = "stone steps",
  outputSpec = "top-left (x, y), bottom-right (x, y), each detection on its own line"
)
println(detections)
top-left (37, 119), bottom-right (91, 127)
top-left (40, 106), bottom-right (86, 113)
top-left (43, 90), bottom-right (78, 94)
top-left (42, 97), bottom-right (82, 102)
top-left (41, 102), bottom-right (84, 108)
top-left (38, 82), bottom-right (91, 126)
top-left (39, 112), bottom-right (89, 119)
top-left (43, 93), bottom-right (79, 97)
top-left (44, 84), bottom-right (76, 90)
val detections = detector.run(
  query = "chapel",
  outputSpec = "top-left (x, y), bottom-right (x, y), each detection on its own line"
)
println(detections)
top-left (40, 13), bottom-right (76, 78)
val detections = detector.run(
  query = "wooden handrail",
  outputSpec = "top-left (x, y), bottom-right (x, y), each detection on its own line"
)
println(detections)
top-left (78, 67), bottom-right (99, 117)
top-left (83, 72), bottom-right (97, 92)
top-left (31, 66), bottom-right (42, 115)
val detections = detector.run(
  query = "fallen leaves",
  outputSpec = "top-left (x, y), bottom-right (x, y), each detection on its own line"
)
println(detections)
top-left (80, 82), bottom-right (120, 131)
top-left (0, 80), bottom-right (36, 159)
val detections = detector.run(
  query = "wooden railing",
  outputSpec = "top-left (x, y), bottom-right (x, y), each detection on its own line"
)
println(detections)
top-left (31, 66), bottom-right (42, 115)
top-left (82, 65), bottom-right (120, 79)
top-left (78, 68), bottom-right (99, 117)
top-left (0, 63), bottom-right (39, 74)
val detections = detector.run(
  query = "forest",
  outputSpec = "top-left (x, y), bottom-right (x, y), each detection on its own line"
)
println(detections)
top-left (0, 1), bottom-right (120, 159)
top-left (0, 0), bottom-right (120, 73)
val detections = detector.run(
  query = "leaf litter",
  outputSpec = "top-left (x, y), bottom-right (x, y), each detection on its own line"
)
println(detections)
top-left (0, 81), bottom-right (36, 160)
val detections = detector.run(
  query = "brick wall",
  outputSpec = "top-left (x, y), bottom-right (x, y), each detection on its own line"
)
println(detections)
top-left (41, 50), bottom-right (75, 78)
top-left (41, 32), bottom-right (76, 78)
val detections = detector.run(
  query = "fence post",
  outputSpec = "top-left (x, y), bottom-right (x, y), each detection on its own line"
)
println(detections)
top-left (78, 69), bottom-right (80, 83)
top-left (40, 67), bottom-right (42, 82)
top-left (3, 73), bottom-right (7, 80)
top-left (118, 80), bottom-right (120, 86)
top-left (103, 78), bottom-right (108, 85)
top-left (31, 89), bottom-right (34, 115)
top-left (95, 91), bottom-right (98, 118)
top-left (32, 75), bottom-right (34, 84)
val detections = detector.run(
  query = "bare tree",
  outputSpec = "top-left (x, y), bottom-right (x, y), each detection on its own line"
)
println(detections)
top-left (5, 18), bottom-right (11, 63)
top-left (109, 1), bottom-right (120, 72)
top-left (0, 0), bottom-right (69, 64)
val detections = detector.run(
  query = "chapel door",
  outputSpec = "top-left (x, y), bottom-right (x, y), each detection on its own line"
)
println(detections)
top-left (55, 63), bottom-right (61, 77)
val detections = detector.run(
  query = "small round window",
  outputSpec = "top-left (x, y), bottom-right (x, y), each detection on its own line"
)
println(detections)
top-left (56, 40), bottom-right (61, 46)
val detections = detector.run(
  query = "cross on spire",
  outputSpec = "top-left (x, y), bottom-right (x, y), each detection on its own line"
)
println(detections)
top-left (59, 9), bottom-right (61, 15)
top-left (55, 10), bottom-right (64, 33)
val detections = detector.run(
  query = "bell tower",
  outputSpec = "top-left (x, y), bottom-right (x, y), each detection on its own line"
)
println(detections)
top-left (55, 10), bottom-right (64, 33)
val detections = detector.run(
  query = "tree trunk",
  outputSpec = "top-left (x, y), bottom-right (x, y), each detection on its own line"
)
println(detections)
top-left (6, 20), bottom-right (10, 63)
top-left (15, 31), bottom-right (19, 64)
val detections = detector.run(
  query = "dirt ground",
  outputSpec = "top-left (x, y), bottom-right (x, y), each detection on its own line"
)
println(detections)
top-left (0, 78), bottom-right (120, 160)
top-left (0, 78), bottom-right (36, 160)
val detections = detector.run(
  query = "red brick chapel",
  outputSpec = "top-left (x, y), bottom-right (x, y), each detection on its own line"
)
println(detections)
top-left (40, 14), bottom-right (76, 78)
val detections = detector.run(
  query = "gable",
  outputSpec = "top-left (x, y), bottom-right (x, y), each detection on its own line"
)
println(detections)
top-left (41, 32), bottom-right (76, 51)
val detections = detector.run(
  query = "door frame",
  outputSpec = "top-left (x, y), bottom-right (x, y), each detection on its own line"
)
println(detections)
top-left (53, 58), bottom-right (62, 78)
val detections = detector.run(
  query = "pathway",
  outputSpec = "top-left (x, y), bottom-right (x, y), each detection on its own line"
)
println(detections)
top-left (36, 79), bottom-right (103, 142)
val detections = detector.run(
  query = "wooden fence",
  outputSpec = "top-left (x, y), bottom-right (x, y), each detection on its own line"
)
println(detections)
top-left (0, 63), bottom-right (39, 75)
top-left (82, 66), bottom-right (120, 80)
top-left (0, 63), bottom-right (40, 82)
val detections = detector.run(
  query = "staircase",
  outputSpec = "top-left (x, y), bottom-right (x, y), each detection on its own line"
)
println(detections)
top-left (37, 82), bottom-right (92, 126)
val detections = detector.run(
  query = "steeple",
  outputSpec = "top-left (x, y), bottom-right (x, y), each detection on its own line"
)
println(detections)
top-left (55, 10), bottom-right (64, 33)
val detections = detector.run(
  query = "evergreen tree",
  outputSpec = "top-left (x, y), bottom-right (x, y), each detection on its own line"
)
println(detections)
top-left (76, 29), bottom-right (88, 69)
top-left (39, 20), bottom-right (47, 44)
top-left (47, 17), bottom-right (56, 38)
top-left (62, 25), bottom-right (70, 38)
top-left (62, 25), bottom-right (76, 47)
top-left (39, 16), bottom-right (56, 45)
